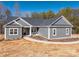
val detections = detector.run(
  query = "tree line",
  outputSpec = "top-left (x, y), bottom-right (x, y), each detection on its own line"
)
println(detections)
top-left (31, 7), bottom-right (79, 34)
top-left (0, 7), bottom-right (79, 34)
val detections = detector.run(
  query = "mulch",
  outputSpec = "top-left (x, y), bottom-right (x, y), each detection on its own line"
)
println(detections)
top-left (32, 36), bottom-right (79, 42)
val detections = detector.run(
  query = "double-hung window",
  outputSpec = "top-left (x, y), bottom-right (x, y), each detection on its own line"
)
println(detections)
top-left (52, 28), bottom-right (56, 36)
top-left (32, 28), bottom-right (37, 34)
top-left (9, 28), bottom-right (18, 35)
top-left (66, 28), bottom-right (69, 35)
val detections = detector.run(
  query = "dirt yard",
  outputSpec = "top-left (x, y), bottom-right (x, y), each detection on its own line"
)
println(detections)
top-left (0, 34), bottom-right (79, 57)
top-left (0, 38), bottom-right (79, 56)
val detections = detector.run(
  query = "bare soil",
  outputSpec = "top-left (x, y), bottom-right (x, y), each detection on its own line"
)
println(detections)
top-left (0, 34), bottom-right (79, 56)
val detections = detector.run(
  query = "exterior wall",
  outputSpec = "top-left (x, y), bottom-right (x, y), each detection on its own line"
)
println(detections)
top-left (5, 27), bottom-right (22, 39)
top-left (31, 27), bottom-right (39, 35)
top-left (16, 19), bottom-right (30, 26)
top-left (7, 22), bottom-right (21, 27)
top-left (38, 27), bottom-right (48, 38)
top-left (50, 27), bottom-right (72, 39)
top-left (52, 16), bottom-right (72, 26)
top-left (53, 18), bottom-right (69, 25)
top-left (6, 20), bottom-right (30, 27)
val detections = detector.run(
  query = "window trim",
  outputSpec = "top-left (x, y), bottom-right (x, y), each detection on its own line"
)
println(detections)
top-left (66, 28), bottom-right (69, 35)
top-left (52, 28), bottom-right (56, 36)
top-left (9, 28), bottom-right (18, 35)
top-left (32, 28), bottom-right (37, 33)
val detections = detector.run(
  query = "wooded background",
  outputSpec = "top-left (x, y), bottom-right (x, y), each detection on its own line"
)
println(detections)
top-left (0, 7), bottom-right (79, 34)
top-left (31, 7), bottom-right (79, 34)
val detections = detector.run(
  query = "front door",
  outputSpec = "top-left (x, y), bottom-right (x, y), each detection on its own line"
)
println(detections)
top-left (22, 28), bottom-right (29, 36)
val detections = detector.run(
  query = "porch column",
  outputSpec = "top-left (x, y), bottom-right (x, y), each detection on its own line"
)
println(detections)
top-left (4, 28), bottom-right (6, 39)
top-left (29, 26), bottom-right (32, 36)
top-left (48, 27), bottom-right (50, 39)
top-left (71, 28), bottom-right (72, 37)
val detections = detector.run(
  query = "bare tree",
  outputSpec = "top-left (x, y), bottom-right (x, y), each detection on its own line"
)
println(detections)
top-left (14, 2), bottom-right (20, 16)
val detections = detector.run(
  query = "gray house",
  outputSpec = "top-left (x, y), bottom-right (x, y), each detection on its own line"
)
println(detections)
top-left (3, 15), bottom-right (73, 39)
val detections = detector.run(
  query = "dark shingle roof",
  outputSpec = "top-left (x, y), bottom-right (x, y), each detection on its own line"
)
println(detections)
top-left (3, 16), bottom-right (73, 27)
top-left (6, 16), bottom-right (18, 23)
top-left (21, 17), bottom-right (57, 26)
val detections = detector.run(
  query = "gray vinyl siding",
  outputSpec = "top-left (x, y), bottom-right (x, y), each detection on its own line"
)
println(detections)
top-left (50, 27), bottom-right (72, 39)
top-left (38, 27), bottom-right (48, 38)
top-left (52, 17), bottom-right (72, 26)
top-left (6, 22), bottom-right (21, 27)
top-left (6, 20), bottom-right (30, 27)
top-left (4, 16), bottom-right (73, 39)
top-left (16, 19), bottom-right (30, 26)
top-left (5, 27), bottom-right (22, 39)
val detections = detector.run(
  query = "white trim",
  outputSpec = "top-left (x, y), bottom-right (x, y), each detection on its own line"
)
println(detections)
top-left (3, 17), bottom-right (20, 27)
top-left (14, 20), bottom-right (23, 27)
top-left (49, 15), bottom-right (73, 27)
top-left (4, 28), bottom-right (6, 39)
top-left (48, 27), bottom-right (50, 39)
top-left (66, 28), bottom-right (69, 35)
top-left (6, 26), bottom-right (22, 27)
top-left (32, 27), bottom-right (38, 33)
top-left (49, 26), bottom-right (72, 27)
top-left (3, 17), bottom-right (32, 27)
top-left (23, 26), bottom-right (31, 27)
top-left (52, 28), bottom-right (57, 36)
top-left (71, 28), bottom-right (72, 37)
top-left (29, 26), bottom-right (32, 36)
top-left (29, 26), bottom-right (72, 27)
top-left (61, 16), bottom-right (73, 27)
top-left (9, 28), bottom-right (18, 35)
top-left (19, 17), bottom-right (32, 26)
top-left (49, 16), bottom-right (62, 26)
top-left (5, 25), bottom-right (72, 28)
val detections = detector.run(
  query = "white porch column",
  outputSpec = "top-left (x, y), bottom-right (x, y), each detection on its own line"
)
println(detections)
top-left (48, 27), bottom-right (50, 39)
top-left (4, 28), bottom-right (6, 39)
top-left (71, 28), bottom-right (72, 37)
top-left (29, 26), bottom-right (32, 36)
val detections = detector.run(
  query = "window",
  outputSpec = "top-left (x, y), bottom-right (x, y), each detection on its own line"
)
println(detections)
top-left (9, 28), bottom-right (18, 35)
top-left (14, 29), bottom-right (18, 34)
top-left (10, 29), bottom-right (13, 34)
top-left (66, 28), bottom-right (69, 35)
top-left (52, 28), bottom-right (56, 36)
top-left (32, 28), bottom-right (37, 33)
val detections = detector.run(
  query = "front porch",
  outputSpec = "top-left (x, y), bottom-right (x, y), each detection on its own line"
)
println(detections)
top-left (22, 27), bottom-right (39, 37)
top-left (22, 26), bottom-right (32, 37)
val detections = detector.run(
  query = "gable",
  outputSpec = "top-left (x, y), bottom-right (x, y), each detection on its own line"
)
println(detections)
top-left (51, 16), bottom-right (73, 27)
top-left (6, 21), bottom-right (21, 27)
top-left (4, 17), bottom-right (32, 27)
top-left (15, 18), bottom-right (31, 26)
top-left (3, 16), bottom-right (73, 27)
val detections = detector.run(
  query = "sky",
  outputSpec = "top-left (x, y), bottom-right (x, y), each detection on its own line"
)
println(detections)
top-left (1, 1), bottom-right (79, 16)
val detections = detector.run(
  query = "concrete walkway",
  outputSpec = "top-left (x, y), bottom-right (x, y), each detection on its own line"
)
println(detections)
top-left (23, 37), bottom-right (79, 44)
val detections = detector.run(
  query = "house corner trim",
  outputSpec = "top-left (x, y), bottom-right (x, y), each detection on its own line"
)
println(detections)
top-left (48, 27), bottom-right (50, 39)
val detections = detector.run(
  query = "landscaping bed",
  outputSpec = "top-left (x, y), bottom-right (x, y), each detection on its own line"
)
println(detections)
top-left (32, 35), bottom-right (79, 42)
